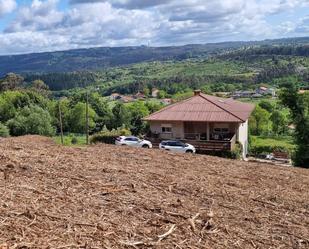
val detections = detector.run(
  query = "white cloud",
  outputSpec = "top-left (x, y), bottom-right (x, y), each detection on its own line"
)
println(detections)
top-left (0, 1), bottom-right (158, 54)
top-left (0, 0), bottom-right (308, 54)
top-left (5, 0), bottom-right (63, 32)
top-left (0, 0), bottom-right (17, 17)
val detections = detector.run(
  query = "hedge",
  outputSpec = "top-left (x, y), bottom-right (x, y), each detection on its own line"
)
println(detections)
top-left (90, 126), bottom-right (131, 144)
top-left (90, 134), bottom-right (118, 144)
top-left (250, 145), bottom-right (291, 156)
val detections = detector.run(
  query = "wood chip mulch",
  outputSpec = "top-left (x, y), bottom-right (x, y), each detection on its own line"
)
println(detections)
top-left (0, 136), bottom-right (308, 249)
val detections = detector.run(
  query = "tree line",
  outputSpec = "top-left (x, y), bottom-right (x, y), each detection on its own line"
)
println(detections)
top-left (0, 75), bottom-right (163, 138)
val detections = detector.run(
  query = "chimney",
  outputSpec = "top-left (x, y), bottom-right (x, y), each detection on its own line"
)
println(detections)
top-left (194, 89), bottom-right (201, 96)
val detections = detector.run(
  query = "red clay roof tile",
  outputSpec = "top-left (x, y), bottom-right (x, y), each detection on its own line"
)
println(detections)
top-left (144, 93), bottom-right (255, 123)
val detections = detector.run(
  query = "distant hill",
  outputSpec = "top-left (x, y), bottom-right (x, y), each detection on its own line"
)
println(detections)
top-left (0, 37), bottom-right (308, 75)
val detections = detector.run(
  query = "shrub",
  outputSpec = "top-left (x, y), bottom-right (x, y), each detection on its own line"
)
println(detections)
top-left (204, 143), bottom-right (243, 160)
top-left (7, 105), bottom-right (55, 136)
top-left (250, 145), bottom-right (290, 156)
top-left (221, 143), bottom-right (242, 159)
top-left (71, 137), bottom-right (78, 145)
top-left (0, 123), bottom-right (9, 137)
top-left (90, 126), bottom-right (131, 144)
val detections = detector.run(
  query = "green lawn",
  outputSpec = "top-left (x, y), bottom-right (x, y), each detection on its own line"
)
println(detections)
top-left (250, 135), bottom-right (295, 154)
top-left (53, 134), bottom-right (86, 146)
top-left (239, 97), bottom-right (278, 104)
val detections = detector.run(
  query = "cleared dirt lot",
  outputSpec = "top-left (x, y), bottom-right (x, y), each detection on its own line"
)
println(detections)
top-left (0, 136), bottom-right (308, 248)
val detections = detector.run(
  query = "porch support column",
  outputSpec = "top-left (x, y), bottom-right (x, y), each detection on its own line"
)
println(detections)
top-left (181, 122), bottom-right (185, 139)
top-left (206, 122), bottom-right (210, 141)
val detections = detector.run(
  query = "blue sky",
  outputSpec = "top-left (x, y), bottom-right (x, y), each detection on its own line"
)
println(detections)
top-left (0, 0), bottom-right (308, 55)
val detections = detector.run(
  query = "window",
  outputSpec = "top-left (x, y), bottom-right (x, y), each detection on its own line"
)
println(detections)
top-left (167, 141), bottom-right (184, 147)
top-left (168, 142), bottom-right (178, 147)
top-left (175, 141), bottom-right (185, 147)
top-left (161, 124), bottom-right (172, 133)
top-left (125, 137), bottom-right (139, 141)
top-left (162, 127), bottom-right (172, 133)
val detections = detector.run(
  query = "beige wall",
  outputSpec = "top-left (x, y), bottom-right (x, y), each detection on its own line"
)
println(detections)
top-left (149, 121), bottom-right (184, 139)
top-left (237, 120), bottom-right (249, 158)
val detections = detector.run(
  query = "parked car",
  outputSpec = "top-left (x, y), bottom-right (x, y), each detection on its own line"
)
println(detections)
top-left (115, 136), bottom-right (152, 149)
top-left (159, 140), bottom-right (196, 153)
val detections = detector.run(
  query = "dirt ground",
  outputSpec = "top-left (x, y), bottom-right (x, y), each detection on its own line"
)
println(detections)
top-left (0, 136), bottom-right (308, 249)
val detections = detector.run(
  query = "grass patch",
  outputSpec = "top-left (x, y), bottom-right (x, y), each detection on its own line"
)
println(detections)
top-left (250, 135), bottom-right (295, 155)
top-left (53, 134), bottom-right (86, 146)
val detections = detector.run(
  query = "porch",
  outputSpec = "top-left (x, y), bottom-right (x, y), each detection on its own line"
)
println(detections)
top-left (147, 133), bottom-right (236, 152)
top-left (146, 125), bottom-right (236, 153)
top-left (146, 121), bottom-right (238, 152)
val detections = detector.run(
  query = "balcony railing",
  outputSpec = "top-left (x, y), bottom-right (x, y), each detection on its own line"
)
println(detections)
top-left (146, 132), bottom-right (237, 152)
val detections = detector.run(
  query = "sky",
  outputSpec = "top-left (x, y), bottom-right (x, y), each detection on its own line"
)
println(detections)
top-left (0, 0), bottom-right (308, 55)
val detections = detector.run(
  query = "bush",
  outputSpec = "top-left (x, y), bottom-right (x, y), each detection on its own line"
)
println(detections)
top-left (250, 145), bottom-right (290, 156)
top-left (221, 143), bottom-right (242, 159)
top-left (71, 137), bottom-right (78, 145)
top-left (90, 126), bottom-right (131, 144)
top-left (7, 105), bottom-right (55, 136)
top-left (204, 143), bottom-right (243, 159)
top-left (0, 123), bottom-right (9, 137)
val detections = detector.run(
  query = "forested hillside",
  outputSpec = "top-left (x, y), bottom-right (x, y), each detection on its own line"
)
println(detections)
top-left (0, 44), bottom-right (236, 75)
top-left (22, 44), bottom-right (309, 94)
top-left (0, 37), bottom-right (308, 76)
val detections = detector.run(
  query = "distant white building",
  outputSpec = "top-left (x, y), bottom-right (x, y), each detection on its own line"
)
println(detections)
top-left (152, 88), bottom-right (160, 98)
top-left (256, 87), bottom-right (276, 97)
top-left (110, 93), bottom-right (121, 101)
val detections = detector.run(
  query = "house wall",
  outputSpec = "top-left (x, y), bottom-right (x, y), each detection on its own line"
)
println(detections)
top-left (237, 120), bottom-right (249, 158)
top-left (150, 121), bottom-right (241, 140)
top-left (149, 121), bottom-right (184, 139)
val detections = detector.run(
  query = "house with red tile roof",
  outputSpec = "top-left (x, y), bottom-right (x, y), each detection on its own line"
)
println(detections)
top-left (144, 90), bottom-right (255, 157)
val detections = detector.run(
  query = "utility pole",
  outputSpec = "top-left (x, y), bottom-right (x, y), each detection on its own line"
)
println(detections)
top-left (58, 101), bottom-right (64, 145)
top-left (86, 91), bottom-right (89, 145)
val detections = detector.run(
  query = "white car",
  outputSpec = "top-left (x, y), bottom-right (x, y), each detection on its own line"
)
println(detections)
top-left (115, 136), bottom-right (153, 149)
top-left (159, 140), bottom-right (196, 153)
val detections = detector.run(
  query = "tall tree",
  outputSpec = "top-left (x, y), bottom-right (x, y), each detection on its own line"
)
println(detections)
top-left (127, 101), bottom-right (150, 135)
top-left (0, 73), bottom-right (24, 92)
top-left (280, 84), bottom-right (309, 167)
top-left (30, 80), bottom-right (51, 97)
top-left (258, 100), bottom-right (274, 113)
top-left (270, 110), bottom-right (288, 136)
top-left (68, 102), bottom-right (96, 134)
top-left (249, 106), bottom-right (271, 136)
top-left (111, 102), bottom-right (131, 129)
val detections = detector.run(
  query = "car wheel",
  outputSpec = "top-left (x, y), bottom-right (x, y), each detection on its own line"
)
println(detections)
top-left (186, 150), bottom-right (193, 153)
top-left (142, 144), bottom-right (150, 149)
